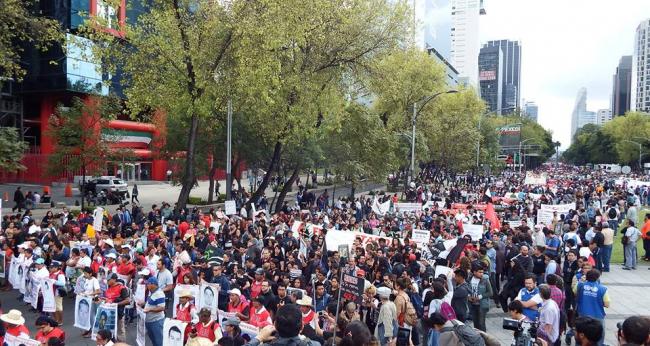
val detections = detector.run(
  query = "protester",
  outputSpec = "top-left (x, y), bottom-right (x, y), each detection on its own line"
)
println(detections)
top-left (34, 316), bottom-right (66, 345)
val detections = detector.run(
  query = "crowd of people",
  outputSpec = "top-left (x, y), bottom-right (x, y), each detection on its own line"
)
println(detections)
top-left (1, 164), bottom-right (650, 346)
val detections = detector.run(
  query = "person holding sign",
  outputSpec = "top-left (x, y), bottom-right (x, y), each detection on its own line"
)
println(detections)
top-left (102, 273), bottom-right (130, 341)
top-left (194, 308), bottom-right (222, 343)
top-left (1, 309), bottom-right (30, 338)
top-left (176, 289), bottom-right (198, 323)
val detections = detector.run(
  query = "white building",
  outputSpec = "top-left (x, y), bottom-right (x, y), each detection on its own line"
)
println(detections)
top-left (523, 101), bottom-right (538, 123)
top-left (597, 109), bottom-right (612, 125)
top-left (450, 0), bottom-right (485, 86)
top-left (571, 88), bottom-right (598, 141)
top-left (632, 18), bottom-right (650, 113)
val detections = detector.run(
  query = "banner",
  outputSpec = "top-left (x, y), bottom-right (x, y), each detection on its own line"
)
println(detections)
top-left (137, 307), bottom-right (146, 346)
top-left (240, 322), bottom-right (260, 340)
top-left (410, 229), bottom-right (430, 246)
top-left (537, 203), bottom-right (576, 226)
top-left (92, 303), bottom-right (118, 340)
top-left (225, 200), bottom-right (237, 215)
top-left (5, 334), bottom-right (40, 346)
top-left (524, 172), bottom-right (548, 185)
top-left (93, 207), bottom-right (104, 234)
top-left (434, 265), bottom-right (452, 279)
top-left (217, 310), bottom-right (237, 332)
top-left (198, 282), bottom-right (220, 318)
top-left (74, 295), bottom-right (93, 330)
top-left (395, 203), bottom-right (421, 214)
top-left (173, 284), bottom-right (200, 318)
top-left (41, 279), bottom-right (56, 312)
top-left (462, 224), bottom-right (484, 241)
top-left (17, 263), bottom-right (27, 294)
top-left (9, 256), bottom-right (19, 287)
top-left (325, 229), bottom-right (393, 252)
top-left (372, 197), bottom-right (391, 216)
top-left (0, 251), bottom-right (5, 278)
top-left (340, 273), bottom-right (364, 305)
top-left (163, 318), bottom-right (187, 346)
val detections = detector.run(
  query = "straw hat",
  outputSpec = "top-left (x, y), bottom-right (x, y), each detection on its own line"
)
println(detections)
top-left (296, 296), bottom-right (313, 307)
top-left (178, 289), bottom-right (193, 298)
top-left (1, 310), bottom-right (25, 325)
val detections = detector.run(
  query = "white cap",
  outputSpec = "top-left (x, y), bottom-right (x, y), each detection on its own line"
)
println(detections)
top-left (228, 288), bottom-right (241, 296)
top-left (138, 268), bottom-right (151, 276)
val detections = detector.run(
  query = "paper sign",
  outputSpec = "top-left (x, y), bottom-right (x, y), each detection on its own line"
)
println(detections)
top-left (462, 224), bottom-right (484, 241)
top-left (411, 229), bottom-right (430, 245)
top-left (434, 265), bottom-right (452, 279)
top-left (225, 200), bottom-right (237, 215)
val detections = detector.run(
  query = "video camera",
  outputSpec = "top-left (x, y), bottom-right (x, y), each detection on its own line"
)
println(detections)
top-left (502, 318), bottom-right (539, 346)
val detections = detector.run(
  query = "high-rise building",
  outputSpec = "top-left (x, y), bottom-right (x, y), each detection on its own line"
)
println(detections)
top-left (571, 88), bottom-right (598, 141)
top-left (427, 48), bottom-right (459, 86)
top-left (483, 40), bottom-right (521, 112)
top-left (612, 55), bottom-right (632, 116)
top-left (478, 45), bottom-right (503, 113)
top-left (523, 101), bottom-right (538, 123)
top-left (597, 109), bottom-right (613, 125)
top-left (414, 0), bottom-right (453, 58)
top-left (450, 0), bottom-right (486, 86)
top-left (632, 19), bottom-right (650, 113)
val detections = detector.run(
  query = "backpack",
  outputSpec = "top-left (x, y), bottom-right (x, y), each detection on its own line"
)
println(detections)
top-left (408, 291), bottom-right (424, 319)
top-left (398, 293), bottom-right (419, 326)
top-left (607, 207), bottom-right (617, 220)
top-left (439, 301), bottom-right (457, 321)
top-left (440, 320), bottom-right (486, 346)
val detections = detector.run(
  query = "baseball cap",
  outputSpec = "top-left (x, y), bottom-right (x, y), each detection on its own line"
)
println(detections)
top-left (223, 317), bottom-right (241, 327)
top-left (35, 258), bottom-right (45, 265)
top-left (146, 277), bottom-right (159, 286)
top-left (227, 288), bottom-right (241, 296)
top-left (255, 268), bottom-right (265, 275)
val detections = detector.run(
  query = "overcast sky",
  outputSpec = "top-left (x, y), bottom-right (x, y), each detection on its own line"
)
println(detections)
top-left (477, 0), bottom-right (650, 148)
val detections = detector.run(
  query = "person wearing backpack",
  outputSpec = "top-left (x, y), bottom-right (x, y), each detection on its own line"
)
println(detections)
top-left (468, 263), bottom-right (492, 332)
top-left (429, 312), bottom-right (486, 346)
top-left (394, 278), bottom-right (420, 345)
top-left (605, 203), bottom-right (619, 236)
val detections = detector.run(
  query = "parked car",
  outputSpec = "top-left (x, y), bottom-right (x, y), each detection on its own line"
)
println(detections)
top-left (83, 177), bottom-right (129, 196)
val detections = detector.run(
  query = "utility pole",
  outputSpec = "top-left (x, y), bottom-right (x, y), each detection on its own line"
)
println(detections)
top-left (226, 98), bottom-right (233, 200)
top-left (410, 102), bottom-right (416, 183)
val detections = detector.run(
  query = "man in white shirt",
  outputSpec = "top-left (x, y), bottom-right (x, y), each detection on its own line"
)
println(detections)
top-left (538, 284), bottom-right (560, 344)
top-left (76, 249), bottom-right (92, 269)
top-left (33, 258), bottom-right (49, 279)
top-left (623, 219), bottom-right (642, 270)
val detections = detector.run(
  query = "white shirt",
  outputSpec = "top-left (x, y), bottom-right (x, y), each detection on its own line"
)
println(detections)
top-left (625, 226), bottom-right (642, 243)
top-left (77, 256), bottom-right (92, 268)
top-left (83, 277), bottom-right (100, 295)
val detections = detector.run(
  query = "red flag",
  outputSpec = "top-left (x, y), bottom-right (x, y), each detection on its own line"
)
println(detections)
top-left (485, 202), bottom-right (501, 231)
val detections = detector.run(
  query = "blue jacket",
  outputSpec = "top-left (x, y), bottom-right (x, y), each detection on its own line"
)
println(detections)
top-left (577, 281), bottom-right (607, 319)
top-left (315, 293), bottom-right (330, 312)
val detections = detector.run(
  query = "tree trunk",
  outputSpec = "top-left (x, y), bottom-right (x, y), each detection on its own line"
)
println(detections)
top-left (207, 153), bottom-right (218, 204)
top-left (245, 141), bottom-right (282, 208)
top-left (275, 166), bottom-right (300, 214)
top-left (233, 155), bottom-right (243, 191)
top-left (81, 164), bottom-right (86, 210)
top-left (177, 114), bottom-right (200, 210)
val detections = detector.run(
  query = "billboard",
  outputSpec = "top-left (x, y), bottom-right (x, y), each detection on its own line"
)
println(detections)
top-left (498, 124), bottom-right (521, 154)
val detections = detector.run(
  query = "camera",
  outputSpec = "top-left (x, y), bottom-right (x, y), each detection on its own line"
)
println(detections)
top-left (503, 318), bottom-right (538, 346)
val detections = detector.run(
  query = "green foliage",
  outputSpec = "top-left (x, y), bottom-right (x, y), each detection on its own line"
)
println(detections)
top-left (0, 0), bottom-right (62, 82)
top-left (563, 124), bottom-right (617, 165)
top-left (489, 113), bottom-right (556, 167)
top-left (0, 127), bottom-right (28, 172)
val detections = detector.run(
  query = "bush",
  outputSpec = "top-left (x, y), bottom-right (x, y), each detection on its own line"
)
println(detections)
top-left (188, 196), bottom-right (205, 205)
top-left (323, 177), bottom-right (334, 186)
top-left (386, 185), bottom-right (403, 193)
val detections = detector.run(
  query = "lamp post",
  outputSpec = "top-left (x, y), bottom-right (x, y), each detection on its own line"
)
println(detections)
top-left (519, 138), bottom-right (538, 173)
top-left (410, 90), bottom-right (458, 183)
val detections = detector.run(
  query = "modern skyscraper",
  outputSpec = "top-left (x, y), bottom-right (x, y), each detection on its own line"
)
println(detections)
top-left (478, 45), bottom-right (503, 113)
top-left (523, 101), bottom-right (538, 123)
top-left (483, 40), bottom-right (522, 112)
top-left (597, 109), bottom-right (613, 125)
top-left (632, 19), bottom-right (650, 113)
top-left (414, 0), bottom-right (453, 58)
top-left (612, 55), bottom-right (632, 116)
top-left (427, 48), bottom-right (459, 86)
top-left (450, 0), bottom-right (486, 86)
top-left (571, 88), bottom-right (598, 141)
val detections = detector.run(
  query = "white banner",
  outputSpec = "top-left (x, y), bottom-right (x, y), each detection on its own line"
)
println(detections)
top-left (411, 229), bottom-right (430, 245)
top-left (434, 265), bottom-right (452, 279)
top-left (537, 203), bottom-right (576, 226)
top-left (372, 197), bottom-right (391, 216)
top-left (92, 303), bottom-right (118, 341)
top-left (93, 207), bottom-right (104, 233)
top-left (462, 224), bottom-right (484, 241)
top-left (74, 295), bottom-right (93, 330)
top-left (173, 284), bottom-right (199, 318)
top-left (225, 200), bottom-right (237, 215)
top-left (163, 318), bottom-right (187, 346)
top-left (41, 278), bottom-right (56, 312)
top-left (9, 256), bottom-right (19, 287)
top-left (5, 334), bottom-right (40, 346)
top-left (524, 172), bottom-right (548, 185)
top-left (395, 203), bottom-right (421, 214)
top-left (137, 307), bottom-right (146, 346)
top-left (240, 322), bottom-right (260, 340)
top-left (325, 229), bottom-right (394, 252)
top-left (198, 282), bottom-right (220, 318)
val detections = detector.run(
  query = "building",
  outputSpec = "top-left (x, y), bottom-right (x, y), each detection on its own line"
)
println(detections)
top-left (612, 55), bottom-right (632, 116)
top-left (427, 47), bottom-right (459, 86)
top-left (478, 45), bottom-right (503, 113)
top-left (632, 19), bottom-right (650, 113)
top-left (415, 0), bottom-right (453, 59)
top-left (0, 1), bottom-right (235, 184)
top-left (570, 88), bottom-right (598, 141)
top-left (450, 0), bottom-right (486, 86)
top-left (483, 40), bottom-right (521, 112)
top-left (523, 101), bottom-right (538, 123)
top-left (597, 109), bottom-right (613, 125)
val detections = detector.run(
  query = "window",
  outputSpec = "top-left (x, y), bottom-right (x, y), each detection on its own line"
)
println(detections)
top-left (96, 0), bottom-right (119, 29)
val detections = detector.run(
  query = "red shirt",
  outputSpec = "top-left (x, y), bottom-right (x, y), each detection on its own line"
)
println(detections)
top-left (117, 262), bottom-right (136, 276)
top-left (6, 324), bottom-right (30, 337)
top-left (175, 303), bottom-right (196, 323)
top-left (196, 320), bottom-right (220, 342)
top-left (250, 280), bottom-right (263, 299)
top-left (227, 300), bottom-right (249, 315)
top-left (36, 327), bottom-right (65, 344)
top-left (248, 307), bottom-right (272, 328)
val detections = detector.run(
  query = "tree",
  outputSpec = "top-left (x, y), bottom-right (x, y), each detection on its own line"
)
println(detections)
top-left (602, 112), bottom-right (650, 167)
top-left (46, 96), bottom-right (122, 209)
top-left (563, 124), bottom-right (617, 165)
top-left (0, 127), bottom-right (28, 172)
top-left (1, 0), bottom-right (62, 82)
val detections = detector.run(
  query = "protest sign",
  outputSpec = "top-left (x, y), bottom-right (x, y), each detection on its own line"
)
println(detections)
top-left (137, 307), bottom-right (146, 346)
top-left (410, 229), bottom-right (430, 246)
top-left (437, 238), bottom-right (458, 259)
top-left (524, 172), bottom-right (548, 185)
top-left (199, 282), bottom-right (220, 318)
top-left (536, 203), bottom-right (576, 226)
top-left (92, 303), bottom-right (118, 340)
top-left (93, 207), bottom-right (104, 234)
top-left (434, 265), bottom-right (452, 279)
top-left (0, 251), bottom-right (5, 278)
top-left (225, 200), bottom-right (237, 215)
top-left (17, 263), bottom-right (27, 293)
top-left (9, 256), bottom-right (19, 287)
top-left (286, 287), bottom-right (308, 301)
top-left (74, 295), bottom-right (94, 330)
top-left (325, 229), bottom-right (393, 252)
top-left (217, 310), bottom-right (237, 332)
top-left (41, 279), bottom-right (56, 312)
top-left (291, 221), bottom-right (303, 239)
top-left (240, 322), bottom-right (260, 341)
top-left (5, 334), bottom-right (40, 346)
top-left (340, 273), bottom-right (364, 305)
top-left (173, 284), bottom-right (200, 318)
top-left (372, 197), bottom-right (391, 216)
top-left (163, 318), bottom-right (187, 346)
top-left (395, 202), bottom-right (421, 214)
top-left (462, 224), bottom-right (484, 241)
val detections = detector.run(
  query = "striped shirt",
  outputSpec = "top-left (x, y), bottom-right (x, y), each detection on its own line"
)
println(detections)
top-left (145, 288), bottom-right (166, 322)
top-left (549, 285), bottom-right (565, 311)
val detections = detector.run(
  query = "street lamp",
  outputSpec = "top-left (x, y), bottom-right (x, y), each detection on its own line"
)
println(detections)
top-left (409, 89), bottom-right (458, 182)
top-left (518, 138), bottom-right (540, 173)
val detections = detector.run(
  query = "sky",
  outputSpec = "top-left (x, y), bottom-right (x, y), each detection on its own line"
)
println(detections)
top-left (477, 0), bottom-right (650, 149)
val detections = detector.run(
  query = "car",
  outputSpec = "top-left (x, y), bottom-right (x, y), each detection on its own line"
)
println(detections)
top-left (84, 177), bottom-right (129, 195)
